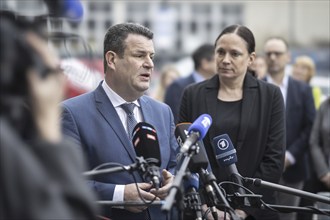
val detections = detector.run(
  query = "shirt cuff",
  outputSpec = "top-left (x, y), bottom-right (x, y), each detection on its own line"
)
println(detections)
top-left (113, 185), bottom-right (125, 209)
top-left (286, 151), bottom-right (296, 165)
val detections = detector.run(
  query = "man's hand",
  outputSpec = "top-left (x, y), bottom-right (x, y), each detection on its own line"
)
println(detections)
top-left (201, 204), bottom-right (230, 220)
top-left (150, 169), bottom-right (174, 200)
top-left (124, 182), bottom-right (156, 213)
top-left (235, 209), bottom-right (248, 219)
top-left (284, 155), bottom-right (292, 171)
top-left (320, 172), bottom-right (330, 189)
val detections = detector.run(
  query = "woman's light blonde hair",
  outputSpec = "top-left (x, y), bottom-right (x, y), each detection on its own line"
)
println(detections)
top-left (294, 56), bottom-right (316, 83)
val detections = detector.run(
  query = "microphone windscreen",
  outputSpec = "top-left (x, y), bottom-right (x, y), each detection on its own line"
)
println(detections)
top-left (184, 173), bottom-right (199, 192)
top-left (175, 123), bottom-right (209, 172)
top-left (188, 114), bottom-right (212, 140)
top-left (212, 134), bottom-right (237, 167)
top-left (132, 122), bottom-right (161, 166)
top-left (63, 0), bottom-right (84, 21)
top-left (44, 0), bottom-right (83, 21)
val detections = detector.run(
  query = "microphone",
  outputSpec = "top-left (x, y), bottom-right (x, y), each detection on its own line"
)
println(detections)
top-left (132, 122), bottom-right (161, 189)
top-left (175, 122), bottom-right (218, 219)
top-left (44, 0), bottom-right (84, 22)
top-left (175, 123), bottom-right (209, 173)
top-left (183, 173), bottom-right (202, 220)
top-left (212, 134), bottom-right (239, 178)
top-left (180, 114), bottom-right (212, 154)
top-left (212, 134), bottom-right (248, 204)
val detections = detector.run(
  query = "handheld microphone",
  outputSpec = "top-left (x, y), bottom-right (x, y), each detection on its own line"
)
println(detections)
top-left (175, 123), bottom-right (209, 173)
top-left (212, 134), bottom-right (247, 201)
top-left (132, 122), bottom-right (161, 189)
top-left (212, 134), bottom-right (238, 176)
top-left (180, 114), bottom-right (212, 154)
top-left (183, 173), bottom-right (202, 220)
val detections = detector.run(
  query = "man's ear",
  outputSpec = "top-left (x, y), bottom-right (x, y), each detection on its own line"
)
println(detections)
top-left (287, 51), bottom-right (291, 64)
top-left (105, 51), bottom-right (116, 70)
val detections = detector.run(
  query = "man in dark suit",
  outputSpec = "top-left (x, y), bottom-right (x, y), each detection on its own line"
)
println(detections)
top-left (263, 37), bottom-right (316, 220)
top-left (62, 23), bottom-right (178, 220)
top-left (164, 44), bottom-right (216, 123)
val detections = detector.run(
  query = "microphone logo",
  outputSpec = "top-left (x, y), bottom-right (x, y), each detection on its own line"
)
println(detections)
top-left (223, 155), bottom-right (234, 162)
top-left (201, 116), bottom-right (212, 128)
top-left (217, 138), bottom-right (229, 150)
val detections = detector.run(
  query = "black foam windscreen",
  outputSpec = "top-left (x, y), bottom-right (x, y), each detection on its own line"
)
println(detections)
top-left (175, 123), bottom-right (209, 173)
top-left (132, 122), bottom-right (161, 166)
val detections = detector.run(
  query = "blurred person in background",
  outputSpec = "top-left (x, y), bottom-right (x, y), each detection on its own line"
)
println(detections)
top-left (297, 97), bottom-right (330, 220)
top-left (0, 12), bottom-right (97, 220)
top-left (152, 64), bottom-right (180, 102)
top-left (164, 43), bottom-right (216, 123)
top-left (263, 37), bottom-right (316, 220)
top-left (179, 24), bottom-right (286, 220)
top-left (250, 55), bottom-right (268, 79)
top-left (292, 55), bottom-right (322, 109)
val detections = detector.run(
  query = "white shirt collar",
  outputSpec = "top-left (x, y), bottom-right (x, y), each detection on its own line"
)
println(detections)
top-left (101, 80), bottom-right (140, 107)
top-left (267, 73), bottom-right (289, 104)
top-left (192, 71), bottom-right (205, 83)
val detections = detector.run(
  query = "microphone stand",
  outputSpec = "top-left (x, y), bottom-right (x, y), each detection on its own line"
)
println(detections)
top-left (222, 177), bottom-right (330, 217)
top-left (83, 156), bottom-right (148, 177)
top-left (183, 187), bottom-right (203, 220)
top-left (244, 177), bottom-right (330, 205)
top-left (263, 204), bottom-right (330, 215)
top-left (199, 169), bottom-right (241, 220)
top-left (226, 193), bottom-right (330, 216)
top-left (96, 200), bottom-right (164, 207)
top-left (162, 145), bottom-right (198, 214)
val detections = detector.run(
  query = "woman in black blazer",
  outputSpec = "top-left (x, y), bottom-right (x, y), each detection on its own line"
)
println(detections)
top-left (179, 25), bottom-right (286, 220)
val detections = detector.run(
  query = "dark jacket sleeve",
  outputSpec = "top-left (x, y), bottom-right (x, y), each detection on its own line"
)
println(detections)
top-left (164, 81), bottom-right (182, 124)
top-left (254, 85), bottom-right (286, 183)
top-left (287, 85), bottom-right (316, 160)
top-left (309, 99), bottom-right (329, 178)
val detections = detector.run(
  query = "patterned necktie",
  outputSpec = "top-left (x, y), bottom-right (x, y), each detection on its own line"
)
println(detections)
top-left (121, 103), bottom-right (150, 220)
top-left (121, 103), bottom-right (137, 139)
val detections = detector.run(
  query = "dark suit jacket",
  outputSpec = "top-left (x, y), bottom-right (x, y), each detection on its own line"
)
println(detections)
top-left (281, 77), bottom-right (316, 183)
top-left (179, 74), bottom-right (286, 203)
top-left (61, 83), bottom-right (178, 220)
top-left (164, 74), bottom-right (196, 124)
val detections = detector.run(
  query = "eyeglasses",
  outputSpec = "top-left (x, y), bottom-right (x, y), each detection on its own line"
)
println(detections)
top-left (265, 51), bottom-right (286, 57)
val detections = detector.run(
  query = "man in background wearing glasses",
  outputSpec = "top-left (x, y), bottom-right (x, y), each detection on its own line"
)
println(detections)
top-left (263, 37), bottom-right (316, 220)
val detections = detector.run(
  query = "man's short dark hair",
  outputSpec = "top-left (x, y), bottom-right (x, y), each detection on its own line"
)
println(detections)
top-left (103, 23), bottom-right (153, 72)
top-left (192, 44), bottom-right (215, 70)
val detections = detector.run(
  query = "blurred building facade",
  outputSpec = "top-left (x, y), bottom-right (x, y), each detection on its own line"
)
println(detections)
top-left (2, 0), bottom-right (329, 95)
top-left (3, 1), bottom-right (329, 56)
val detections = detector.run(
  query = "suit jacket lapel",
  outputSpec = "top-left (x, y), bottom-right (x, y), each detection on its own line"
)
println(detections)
top-left (285, 77), bottom-right (294, 119)
top-left (139, 96), bottom-right (154, 125)
top-left (237, 74), bottom-right (258, 150)
top-left (205, 75), bottom-right (220, 141)
top-left (94, 84), bottom-right (137, 162)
